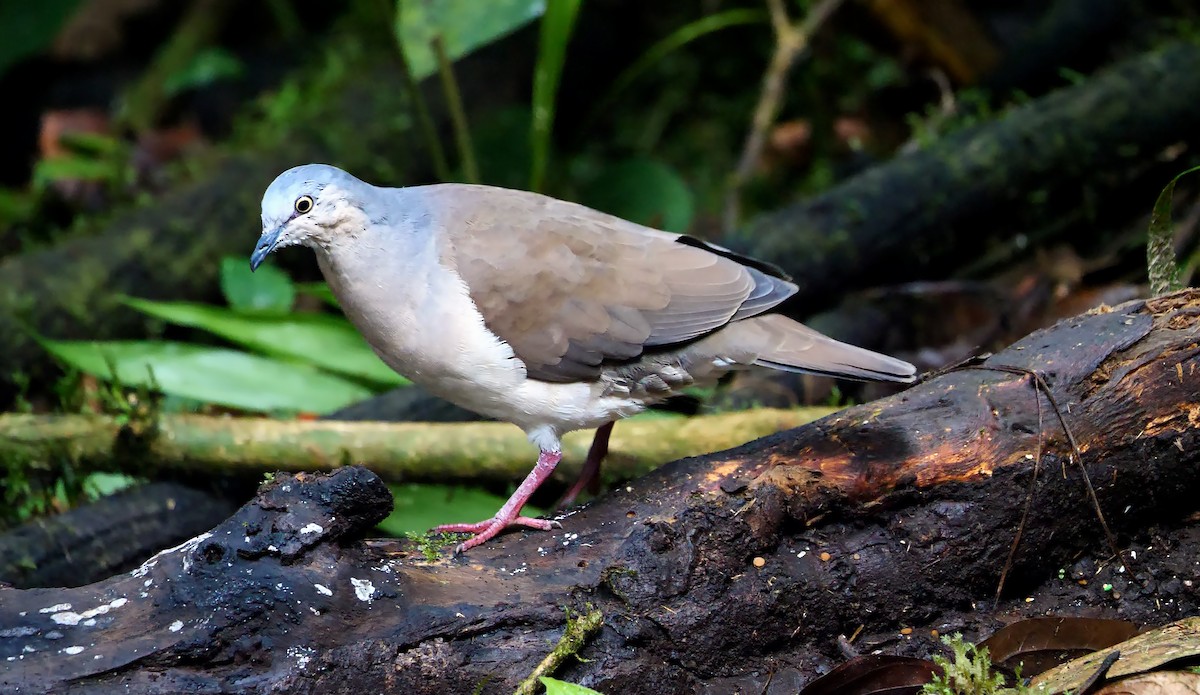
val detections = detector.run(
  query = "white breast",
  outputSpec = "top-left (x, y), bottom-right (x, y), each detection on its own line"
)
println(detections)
top-left (318, 244), bottom-right (647, 450)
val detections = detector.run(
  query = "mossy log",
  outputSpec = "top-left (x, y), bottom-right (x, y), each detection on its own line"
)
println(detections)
top-left (741, 40), bottom-right (1200, 314)
top-left (2, 289), bottom-right (1197, 693)
top-left (0, 407), bottom-right (833, 488)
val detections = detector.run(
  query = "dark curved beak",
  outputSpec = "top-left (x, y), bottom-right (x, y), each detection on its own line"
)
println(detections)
top-left (250, 227), bottom-right (283, 271)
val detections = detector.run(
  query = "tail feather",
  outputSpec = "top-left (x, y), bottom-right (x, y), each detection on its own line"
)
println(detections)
top-left (742, 314), bottom-right (917, 384)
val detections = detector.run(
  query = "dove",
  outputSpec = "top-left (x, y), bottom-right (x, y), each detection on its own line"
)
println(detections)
top-left (251, 164), bottom-right (916, 551)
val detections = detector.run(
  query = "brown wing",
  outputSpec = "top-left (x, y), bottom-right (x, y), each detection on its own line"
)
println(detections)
top-left (424, 185), bottom-right (796, 382)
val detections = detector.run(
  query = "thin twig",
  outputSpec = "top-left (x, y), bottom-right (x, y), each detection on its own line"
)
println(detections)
top-left (723, 0), bottom-right (845, 232)
top-left (995, 373), bottom-right (1043, 606)
top-left (389, 1), bottom-right (451, 181)
top-left (963, 364), bottom-right (1133, 583)
top-left (431, 35), bottom-right (479, 183)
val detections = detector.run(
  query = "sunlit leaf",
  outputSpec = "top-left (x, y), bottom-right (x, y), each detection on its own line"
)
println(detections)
top-left (583, 158), bottom-right (695, 232)
top-left (529, 0), bottom-right (581, 191)
top-left (1147, 164), bottom-right (1200, 297)
top-left (395, 0), bottom-right (546, 80)
top-left (83, 472), bottom-right (140, 500)
top-left (40, 339), bottom-right (371, 413)
top-left (164, 46), bottom-right (245, 96)
top-left (32, 156), bottom-right (120, 190)
top-left (220, 256), bottom-right (295, 314)
top-left (377, 483), bottom-right (544, 536)
top-left (540, 677), bottom-right (604, 695)
top-left (122, 298), bottom-right (405, 386)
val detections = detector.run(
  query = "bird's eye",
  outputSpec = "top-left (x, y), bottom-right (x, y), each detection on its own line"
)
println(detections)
top-left (294, 195), bottom-right (314, 214)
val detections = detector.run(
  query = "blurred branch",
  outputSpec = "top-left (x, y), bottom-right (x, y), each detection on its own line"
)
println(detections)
top-left (723, 0), bottom-right (845, 232)
top-left (120, 0), bottom-right (235, 133)
top-left (432, 35), bottom-right (479, 183)
top-left (0, 408), bottom-right (833, 485)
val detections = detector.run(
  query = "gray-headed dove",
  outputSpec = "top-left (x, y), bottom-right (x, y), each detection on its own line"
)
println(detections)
top-left (251, 164), bottom-right (916, 551)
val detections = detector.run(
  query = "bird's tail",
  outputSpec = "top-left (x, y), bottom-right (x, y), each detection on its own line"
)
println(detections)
top-left (734, 313), bottom-right (917, 383)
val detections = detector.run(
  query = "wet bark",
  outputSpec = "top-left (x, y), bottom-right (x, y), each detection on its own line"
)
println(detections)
top-left (2, 289), bottom-right (1197, 694)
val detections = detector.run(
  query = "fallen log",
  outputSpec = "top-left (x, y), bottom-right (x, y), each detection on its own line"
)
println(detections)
top-left (1, 298), bottom-right (1197, 693)
top-left (741, 40), bottom-right (1200, 314)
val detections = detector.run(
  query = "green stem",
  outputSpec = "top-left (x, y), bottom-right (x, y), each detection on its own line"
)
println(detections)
top-left (529, 0), bottom-right (582, 193)
top-left (390, 0), bottom-right (451, 181)
top-left (432, 35), bottom-right (479, 183)
top-left (514, 607), bottom-right (604, 695)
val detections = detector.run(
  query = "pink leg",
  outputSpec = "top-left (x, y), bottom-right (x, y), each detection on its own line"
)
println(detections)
top-left (434, 449), bottom-right (563, 552)
top-left (556, 421), bottom-right (614, 510)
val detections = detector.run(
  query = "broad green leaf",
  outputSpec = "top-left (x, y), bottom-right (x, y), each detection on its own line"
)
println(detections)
top-left (83, 472), bottom-right (140, 500)
top-left (583, 158), bottom-right (695, 232)
top-left (1147, 164), bottom-right (1200, 297)
top-left (220, 256), bottom-right (295, 314)
top-left (164, 46), bottom-right (244, 96)
top-left (377, 483), bottom-right (545, 536)
top-left (0, 0), bottom-right (82, 77)
top-left (295, 282), bottom-right (340, 308)
top-left (41, 339), bottom-right (371, 413)
top-left (32, 156), bottom-right (121, 190)
top-left (529, 0), bottom-right (581, 191)
top-left (396, 0), bottom-right (545, 80)
top-left (122, 298), bottom-right (404, 386)
top-left (541, 677), bottom-right (604, 695)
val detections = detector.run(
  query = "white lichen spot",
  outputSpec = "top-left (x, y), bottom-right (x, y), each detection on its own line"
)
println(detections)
top-left (83, 619), bottom-right (95, 627)
top-left (287, 646), bottom-right (315, 669)
top-left (143, 579), bottom-right (152, 587)
top-left (300, 523), bottom-right (323, 535)
top-left (62, 646), bottom-right (85, 655)
top-left (314, 584), bottom-right (333, 597)
top-left (350, 578), bottom-right (375, 603)
top-left (267, 545), bottom-right (279, 552)
top-left (132, 532), bottom-right (212, 577)
top-left (52, 598), bottom-right (130, 626)
top-left (169, 620), bottom-right (184, 632)
top-left (39, 603), bottom-right (71, 614)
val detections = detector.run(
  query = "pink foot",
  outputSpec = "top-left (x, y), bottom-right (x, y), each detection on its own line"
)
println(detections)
top-left (556, 421), bottom-right (614, 510)
top-left (433, 449), bottom-right (563, 553)
top-left (435, 515), bottom-right (561, 552)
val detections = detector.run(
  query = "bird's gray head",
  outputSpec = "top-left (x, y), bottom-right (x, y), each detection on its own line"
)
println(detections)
top-left (250, 163), bottom-right (375, 271)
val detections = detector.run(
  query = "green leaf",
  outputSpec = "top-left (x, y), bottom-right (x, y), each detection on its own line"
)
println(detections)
top-left (32, 156), bottom-right (120, 191)
top-left (529, 0), bottom-right (582, 192)
top-left (83, 472), bottom-right (140, 500)
top-left (40, 339), bottom-right (372, 414)
top-left (1147, 164), bottom-right (1200, 297)
top-left (0, 0), bottom-right (82, 77)
top-left (592, 8), bottom-right (767, 116)
top-left (582, 158), bottom-right (695, 232)
top-left (541, 677), bottom-right (604, 695)
top-left (122, 298), bottom-right (405, 386)
top-left (220, 256), bottom-right (295, 314)
top-left (295, 282), bottom-right (341, 308)
top-left (377, 483), bottom-right (545, 536)
top-left (396, 0), bottom-right (545, 80)
top-left (164, 46), bottom-right (245, 96)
